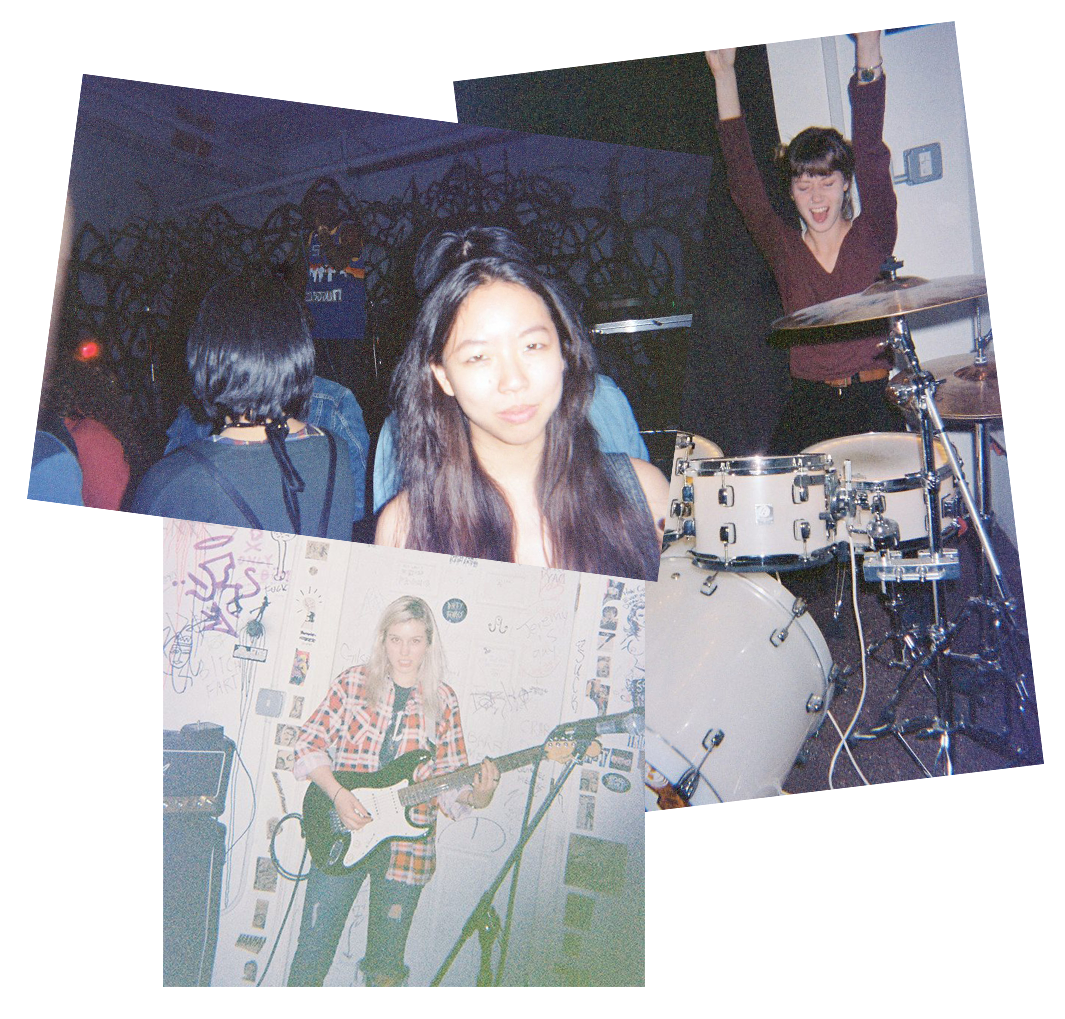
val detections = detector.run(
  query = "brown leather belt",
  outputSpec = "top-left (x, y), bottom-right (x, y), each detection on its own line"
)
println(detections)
top-left (823, 367), bottom-right (890, 388)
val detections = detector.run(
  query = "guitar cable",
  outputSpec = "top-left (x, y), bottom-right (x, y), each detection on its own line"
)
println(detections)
top-left (255, 813), bottom-right (311, 987)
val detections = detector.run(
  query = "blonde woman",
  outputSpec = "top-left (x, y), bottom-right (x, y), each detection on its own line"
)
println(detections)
top-left (288, 595), bottom-right (499, 986)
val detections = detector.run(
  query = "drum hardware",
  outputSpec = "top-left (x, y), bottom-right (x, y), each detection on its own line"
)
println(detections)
top-left (783, 264), bottom-right (1033, 775)
top-left (675, 728), bottom-right (726, 802)
top-left (771, 597), bottom-right (809, 646)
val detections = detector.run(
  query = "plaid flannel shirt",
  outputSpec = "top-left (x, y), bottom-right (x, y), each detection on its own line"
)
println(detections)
top-left (293, 665), bottom-right (471, 885)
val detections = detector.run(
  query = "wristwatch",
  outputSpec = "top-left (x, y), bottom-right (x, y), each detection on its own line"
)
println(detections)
top-left (857, 61), bottom-right (883, 83)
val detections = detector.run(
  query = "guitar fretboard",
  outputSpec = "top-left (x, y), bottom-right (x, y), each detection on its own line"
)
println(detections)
top-left (397, 745), bottom-right (545, 807)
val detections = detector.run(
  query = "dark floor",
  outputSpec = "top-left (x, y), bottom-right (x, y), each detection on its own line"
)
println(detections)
top-left (777, 522), bottom-right (1042, 794)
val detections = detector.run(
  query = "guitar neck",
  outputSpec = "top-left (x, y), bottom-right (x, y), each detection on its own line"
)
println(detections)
top-left (398, 744), bottom-right (545, 807)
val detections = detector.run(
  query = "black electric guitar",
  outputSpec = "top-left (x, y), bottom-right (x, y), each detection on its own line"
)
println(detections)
top-left (301, 740), bottom-right (575, 875)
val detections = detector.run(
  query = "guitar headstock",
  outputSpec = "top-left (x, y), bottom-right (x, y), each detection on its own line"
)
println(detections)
top-left (544, 739), bottom-right (601, 763)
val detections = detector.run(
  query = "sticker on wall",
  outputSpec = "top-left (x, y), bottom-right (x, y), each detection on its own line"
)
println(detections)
top-left (234, 643), bottom-right (268, 663)
top-left (609, 749), bottom-right (633, 773)
top-left (304, 540), bottom-right (330, 561)
top-left (596, 656), bottom-right (611, 679)
top-left (252, 899), bottom-right (269, 930)
top-left (253, 857), bottom-right (278, 893)
top-left (236, 933), bottom-right (266, 954)
top-left (577, 794), bottom-right (596, 831)
top-left (597, 631), bottom-right (615, 651)
top-left (564, 892), bottom-right (594, 930)
top-left (289, 648), bottom-right (310, 685)
top-left (586, 678), bottom-right (610, 713)
top-left (602, 772), bottom-right (631, 794)
top-left (255, 688), bottom-right (284, 717)
top-left (604, 579), bottom-right (625, 603)
top-left (441, 597), bottom-right (468, 624)
top-left (564, 834), bottom-right (627, 895)
top-left (580, 768), bottom-right (599, 793)
top-left (599, 605), bottom-right (618, 631)
top-left (242, 961), bottom-right (257, 983)
top-left (275, 723), bottom-right (300, 747)
top-left (274, 747), bottom-right (295, 771)
top-left (289, 695), bottom-right (304, 719)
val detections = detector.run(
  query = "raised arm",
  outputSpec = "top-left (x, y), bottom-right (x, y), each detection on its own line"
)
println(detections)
top-left (853, 31), bottom-right (883, 84)
top-left (705, 48), bottom-right (741, 120)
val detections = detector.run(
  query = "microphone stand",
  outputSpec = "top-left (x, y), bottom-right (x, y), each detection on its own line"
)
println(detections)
top-left (431, 736), bottom-right (598, 987)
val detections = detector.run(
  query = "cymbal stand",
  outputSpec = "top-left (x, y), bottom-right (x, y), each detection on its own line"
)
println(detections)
top-left (849, 312), bottom-right (1032, 773)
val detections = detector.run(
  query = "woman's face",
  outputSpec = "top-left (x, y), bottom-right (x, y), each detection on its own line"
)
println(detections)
top-left (431, 280), bottom-right (566, 455)
top-left (384, 618), bottom-right (430, 687)
top-left (790, 171), bottom-right (849, 235)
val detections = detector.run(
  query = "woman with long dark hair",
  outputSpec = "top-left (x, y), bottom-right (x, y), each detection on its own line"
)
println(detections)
top-left (706, 30), bottom-right (902, 453)
top-left (375, 227), bottom-right (667, 580)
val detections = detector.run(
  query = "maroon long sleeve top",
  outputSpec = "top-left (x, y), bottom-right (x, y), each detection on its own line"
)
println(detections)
top-left (716, 73), bottom-right (898, 381)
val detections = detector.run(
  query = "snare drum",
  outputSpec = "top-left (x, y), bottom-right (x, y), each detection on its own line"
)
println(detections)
top-left (645, 554), bottom-right (836, 806)
top-left (665, 432), bottom-right (723, 544)
top-left (802, 432), bottom-right (960, 550)
top-left (687, 454), bottom-right (835, 571)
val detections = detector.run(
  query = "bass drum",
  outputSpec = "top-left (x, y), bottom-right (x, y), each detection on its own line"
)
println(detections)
top-left (646, 545), bottom-right (836, 807)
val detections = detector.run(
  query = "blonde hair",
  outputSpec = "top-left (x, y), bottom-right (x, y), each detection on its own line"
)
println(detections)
top-left (363, 595), bottom-right (445, 732)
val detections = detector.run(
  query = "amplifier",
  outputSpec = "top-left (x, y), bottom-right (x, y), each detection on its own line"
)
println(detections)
top-left (163, 722), bottom-right (235, 816)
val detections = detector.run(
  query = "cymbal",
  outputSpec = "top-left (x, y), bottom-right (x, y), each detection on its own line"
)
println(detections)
top-left (772, 274), bottom-right (987, 330)
top-left (890, 352), bottom-right (1002, 421)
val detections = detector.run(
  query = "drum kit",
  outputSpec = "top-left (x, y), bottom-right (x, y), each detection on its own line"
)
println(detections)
top-left (646, 266), bottom-right (1034, 809)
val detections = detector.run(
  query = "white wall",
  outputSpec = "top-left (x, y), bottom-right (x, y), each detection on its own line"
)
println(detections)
top-left (162, 521), bottom-right (644, 986)
top-left (768, 24), bottom-right (1017, 547)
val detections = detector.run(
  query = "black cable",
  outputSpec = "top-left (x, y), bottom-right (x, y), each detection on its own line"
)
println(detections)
top-left (256, 814), bottom-right (311, 986)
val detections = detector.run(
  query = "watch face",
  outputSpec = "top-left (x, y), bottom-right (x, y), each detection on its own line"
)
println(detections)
top-left (859, 68), bottom-right (876, 83)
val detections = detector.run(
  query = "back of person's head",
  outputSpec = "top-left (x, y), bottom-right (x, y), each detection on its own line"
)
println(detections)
top-left (778, 127), bottom-right (856, 218)
top-left (187, 271), bottom-right (315, 430)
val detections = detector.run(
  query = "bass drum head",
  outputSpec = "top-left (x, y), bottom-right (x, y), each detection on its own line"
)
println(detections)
top-left (646, 556), bottom-right (834, 807)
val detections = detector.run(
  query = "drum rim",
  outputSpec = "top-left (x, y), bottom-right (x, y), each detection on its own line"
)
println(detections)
top-left (690, 548), bottom-right (836, 572)
top-left (687, 453), bottom-right (831, 478)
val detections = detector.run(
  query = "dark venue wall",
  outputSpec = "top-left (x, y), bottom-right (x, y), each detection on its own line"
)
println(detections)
top-left (455, 47), bottom-right (793, 455)
top-left (50, 75), bottom-right (712, 515)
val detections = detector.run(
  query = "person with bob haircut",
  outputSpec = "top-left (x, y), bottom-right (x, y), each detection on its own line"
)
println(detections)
top-left (287, 595), bottom-right (500, 986)
top-left (706, 30), bottom-right (902, 454)
top-left (374, 226), bottom-right (668, 580)
top-left (131, 271), bottom-right (355, 537)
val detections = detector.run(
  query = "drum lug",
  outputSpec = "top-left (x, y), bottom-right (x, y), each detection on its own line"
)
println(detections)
top-left (771, 597), bottom-right (808, 646)
top-left (675, 728), bottom-right (725, 801)
top-left (719, 524), bottom-right (736, 546)
top-left (806, 694), bottom-right (825, 713)
top-left (699, 574), bottom-right (720, 597)
top-left (718, 484), bottom-right (734, 507)
top-left (792, 477), bottom-right (809, 504)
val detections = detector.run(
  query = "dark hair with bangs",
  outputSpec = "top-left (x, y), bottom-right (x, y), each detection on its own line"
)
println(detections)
top-left (778, 127), bottom-right (856, 220)
top-left (187, 272), bottom-right (315, 431)
top-left (390, 226), bottom-right (659, 579)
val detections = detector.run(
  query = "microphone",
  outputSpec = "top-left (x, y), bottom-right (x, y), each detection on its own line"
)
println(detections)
top-left (550, 708), bottom-right (644, 741)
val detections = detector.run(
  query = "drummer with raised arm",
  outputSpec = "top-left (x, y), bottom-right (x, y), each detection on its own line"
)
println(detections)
top-left (706, 31), bottom-right (903, 453)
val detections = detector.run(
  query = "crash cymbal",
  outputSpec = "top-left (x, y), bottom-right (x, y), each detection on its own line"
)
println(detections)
top-left (772, 274), bottom-right (987, 330)
top-left (889, 352), bottom-right (1002, 421)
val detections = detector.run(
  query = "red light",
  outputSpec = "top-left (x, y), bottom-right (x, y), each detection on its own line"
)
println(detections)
top-left (75, 338), bottom-right (101, 362)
